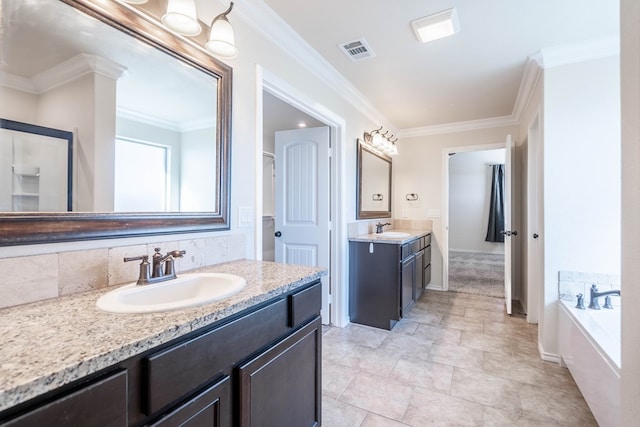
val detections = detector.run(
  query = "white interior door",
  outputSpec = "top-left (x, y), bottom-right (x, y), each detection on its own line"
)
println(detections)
top-left (275, 126), bottom-right (330, 324)
top-left (504, 135), bottom-right (513, 315)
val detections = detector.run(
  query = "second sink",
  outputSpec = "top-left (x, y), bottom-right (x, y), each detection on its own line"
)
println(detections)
top-left (96, 273), bottom-right (247, 314)
top-left (378, 231), bottom-right (411, 238)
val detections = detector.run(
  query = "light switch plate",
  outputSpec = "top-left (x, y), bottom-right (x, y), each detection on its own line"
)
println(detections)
top-left (428, 209), bottom-right (441, 218)
top-left (238, 207), bottom-right (254, 227)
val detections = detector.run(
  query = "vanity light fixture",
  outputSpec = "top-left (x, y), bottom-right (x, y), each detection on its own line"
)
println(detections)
top-left (162, 0), bottom-right (202, 37)
top-left (205, 2), bottom-right (238, 59)
top-left (363, 126), bottom-right (399, 157)
top-left (122, 0), bottom-right (149, 4)
top-left (411, 7), bottom-right (460, 43)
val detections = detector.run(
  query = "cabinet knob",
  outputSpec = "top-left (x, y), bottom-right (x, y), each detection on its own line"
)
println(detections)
top-left (275, 231), bottom-right (282, 237)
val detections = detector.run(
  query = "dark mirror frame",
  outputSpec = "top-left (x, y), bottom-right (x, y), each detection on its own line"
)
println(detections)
top-left (0, 0), bottom-right (232, 246)
top-left (356, 138), bottom-right (392, 220)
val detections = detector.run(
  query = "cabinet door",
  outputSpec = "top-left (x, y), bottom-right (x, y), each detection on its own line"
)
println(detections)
top-left (414, 249), bottom-right (424, 300)
top-left (148, 376), bottom-right (231, 427)
top-left (3, 370), bottom-right (127, 427)
top-left (401, 255), bottom-right (415, 316)
top-left (238, 318), bottom-right (321, 427)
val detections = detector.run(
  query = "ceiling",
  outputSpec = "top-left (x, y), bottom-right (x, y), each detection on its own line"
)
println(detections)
top-left (262, 0), bottom-right (619, 131)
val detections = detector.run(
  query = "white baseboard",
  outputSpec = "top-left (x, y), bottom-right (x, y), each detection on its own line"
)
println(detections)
top-left (538, 341), bottom-right (561, 364)
top-left (426, 284), bottom-right (444, 291)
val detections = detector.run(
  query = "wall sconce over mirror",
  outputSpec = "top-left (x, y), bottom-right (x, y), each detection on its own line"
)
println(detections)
top-left (363, 126), bottom-right (399, 157)
top-left (357, 138), bottom-right (392, 220)
top-left (122, 0), bottom-right (238, 59)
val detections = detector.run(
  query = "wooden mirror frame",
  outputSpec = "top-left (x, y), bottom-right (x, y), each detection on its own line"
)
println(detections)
top-left (356, 138), bottom-right (392, 220)
top-left (0, 0), bottom-right (232, 246)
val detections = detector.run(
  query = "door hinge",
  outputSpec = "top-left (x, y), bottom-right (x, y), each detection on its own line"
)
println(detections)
top-left (328, 147), bottom-right (333, 158)
top-left (328, 221), bottom-right (333, 231)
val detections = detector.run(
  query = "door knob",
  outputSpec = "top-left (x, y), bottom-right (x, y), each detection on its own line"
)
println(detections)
top-left (274, 231), bottom-right (282, 237)
top-left (533, 233), bottom-right (539, 239)
top-left (512, 231), bottom-right (518, 236)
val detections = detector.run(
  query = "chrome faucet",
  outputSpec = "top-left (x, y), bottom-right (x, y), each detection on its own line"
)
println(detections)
top-left (588, 284), bottom-right (620, 310)
top-left (375, 222), bottom-right (391, 234)
top-left (124, 247), bottom-right (186, 285)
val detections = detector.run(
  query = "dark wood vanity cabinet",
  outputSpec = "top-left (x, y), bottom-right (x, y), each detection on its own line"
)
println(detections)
top-left (349, 234), bottom-right (431, 330)
top-left (0, 281), bottom-right (322, 427)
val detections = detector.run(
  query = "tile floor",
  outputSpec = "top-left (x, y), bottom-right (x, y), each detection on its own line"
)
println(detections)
top-left (322, 290), bottom-right (597, 426)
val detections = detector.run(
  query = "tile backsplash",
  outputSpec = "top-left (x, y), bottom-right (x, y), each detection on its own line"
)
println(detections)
top-left (558, 270), bottom-right (621, 308)
top-left (0, 233), bottom-right (246, 309)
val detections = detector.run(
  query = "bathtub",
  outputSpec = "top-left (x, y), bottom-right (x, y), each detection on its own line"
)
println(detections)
top-left (558, 299), bottom-right (620, 427)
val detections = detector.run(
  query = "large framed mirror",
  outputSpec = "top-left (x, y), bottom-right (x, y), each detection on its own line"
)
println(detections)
top-left (356, 138), bottom-right (392, 219)
top-left (0, 0), bottom-right (232, 245)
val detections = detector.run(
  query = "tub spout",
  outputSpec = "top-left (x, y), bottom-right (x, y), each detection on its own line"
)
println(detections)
top-left (588, 284), bottom-right (620, 310)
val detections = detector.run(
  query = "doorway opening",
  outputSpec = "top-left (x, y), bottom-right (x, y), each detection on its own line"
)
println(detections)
top-left (256, 68), bottom-right (346, 326)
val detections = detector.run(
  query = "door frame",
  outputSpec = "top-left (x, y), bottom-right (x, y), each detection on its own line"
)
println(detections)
top-left (255, 65), bottom-right (347, 326)
top-left (526, 112), bottom-right (542, 324)
top-left (441, 142), bottom-right (509, 292)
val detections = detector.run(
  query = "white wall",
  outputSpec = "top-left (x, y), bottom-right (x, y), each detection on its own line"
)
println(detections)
top-left (394, 125), bottom-right (519, 289)
top-left (541, 55), bottom-right (621, 357)
top-left (620, 0), bottom-right (640, 423)
top-left (449, 149), bottom-right (506, 254)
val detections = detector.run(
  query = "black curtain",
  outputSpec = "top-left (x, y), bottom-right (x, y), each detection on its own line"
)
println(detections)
top-left (485, 164), bottom-right (505, 243)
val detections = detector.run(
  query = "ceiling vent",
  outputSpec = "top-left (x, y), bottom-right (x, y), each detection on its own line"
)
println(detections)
top-left (338, 38), bottom-right (375, 61)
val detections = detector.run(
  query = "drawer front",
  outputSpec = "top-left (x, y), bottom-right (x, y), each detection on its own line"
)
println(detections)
top-left (144, 298), bottom-right (288, 415)
top-left (4, 370), bottom-right (127, 427)
top-left (401, 243), bottom-right (410, 260)
top-left (424, 234), bottom-right (431, 246)
top-left (424, 264), bottom-right (432, 288)
top-left (424, 245), bottom-right (431, 265)
top-left (410, 239), bottom-right (421, 254)
top-left (288, 281), bottom-right (322, 328)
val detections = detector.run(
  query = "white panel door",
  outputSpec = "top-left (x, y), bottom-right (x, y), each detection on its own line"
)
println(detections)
top-left (275, 126), bottom-right (330, 324)
top-left (504, 135), bottom-right (513, 315)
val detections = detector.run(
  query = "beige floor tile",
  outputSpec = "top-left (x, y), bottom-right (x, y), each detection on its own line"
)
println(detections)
top-left (482, 352), bottom-right (576, 390)
top-left (340, 374), bottom-right (414, 421)
top-left (459, 331), bottom-right (514, 355)
top-left (428, 342), bottom-right (484, 371)
top-left (425, 300), bottom-right (466, 316)
top-left (464, 307), bottom-right (510, 323)
top-left (414, 323), bottom-right (462, 345)
top-left (440, 314), bottom-right (485, 333)
top-left (322, 395), bottom-right (368, 427)
top-left (324, 323), bottom-right (390, 348)
top-left (518, 383), bottom-right (598, 426)
top-left (322, 360), bottom-right (357, 399)
top-left (450, 368), bottom-right (523, 410)
top-left (481, 406), bottom-right (566, 427)
top-left (421, 290), bottom-right (451, 304)
top-left (323, 341), bottom-right (401, 378)
top-left (392, 319), bottom-right (420, 335)
top-left (378, 332), bottom-right (434, 360)
top-left (392, 355), bottom-right (454, 393)
top-left (361, 413), bottom-right (410, 427)
top-left (402, 303), bottom-right (444, 325)
top-left (403, 386), bottom-right (484, 427)
top-left (483, 320), bottom-right (535, 341)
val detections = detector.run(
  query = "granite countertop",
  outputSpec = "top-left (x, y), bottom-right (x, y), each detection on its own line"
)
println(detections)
top-left (0, 260), bottom-right (325, 412)
top-left (349, 229), bottom-right (431, 244)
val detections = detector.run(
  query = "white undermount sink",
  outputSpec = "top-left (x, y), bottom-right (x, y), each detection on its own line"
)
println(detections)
top-left (378, 231), bottom-right (411, 238)
top-left (96, 273), bottom-right (247, 314)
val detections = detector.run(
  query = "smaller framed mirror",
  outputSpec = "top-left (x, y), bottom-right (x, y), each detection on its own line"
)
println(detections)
top-left (356, 138), bottom-right (392, 219)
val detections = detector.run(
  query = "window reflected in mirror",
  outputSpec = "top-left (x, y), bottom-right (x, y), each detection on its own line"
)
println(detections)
top-left (356, 138), bottom-right (392, 219)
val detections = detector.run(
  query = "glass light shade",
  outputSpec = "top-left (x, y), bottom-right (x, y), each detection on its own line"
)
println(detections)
top-left (371, 133), bottom-right (385, 147)
top-left (206, 18), bottom-right (238, 58)
top-left (387, 144), bottom-right (399, 156)
top-left (162, 0), bottom-right (201, 37)
top-left (122, 0), bottom-right (149, 4)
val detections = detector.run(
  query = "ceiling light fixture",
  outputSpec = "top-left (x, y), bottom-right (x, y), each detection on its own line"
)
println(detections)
top-left (363, 126), bottom-right (398, 157)
top-left (411, 8), bottom-right (460, 43)
top-left (162, 0), bottom-right (202, 37)
top-left (205, 2), bottom-right (238, 59)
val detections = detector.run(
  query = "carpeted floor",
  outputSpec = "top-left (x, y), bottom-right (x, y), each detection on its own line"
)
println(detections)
top-left (448, 251), bottom-right (505, 298)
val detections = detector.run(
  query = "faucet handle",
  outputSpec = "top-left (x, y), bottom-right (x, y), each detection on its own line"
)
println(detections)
top-left (123, 255), bottom-right (151, 283)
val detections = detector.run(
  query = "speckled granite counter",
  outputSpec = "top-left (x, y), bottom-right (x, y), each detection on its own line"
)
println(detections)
top-left (0, 260), bottom-right (325, 412)
top-left (348, 228), bottom-right (431, 244)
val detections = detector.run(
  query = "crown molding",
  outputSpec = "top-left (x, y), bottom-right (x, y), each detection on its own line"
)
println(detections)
top-left (117, 107), bottom-right (181, 132)
top-left (398, 115), bottom-right (519, 138)
top-left (531, 36), bottom-right (619, 69)
top-left (1, 54), bottom-right (127, 95)
top-left (235, 0), bottom-right (392, 128)
top-left (511, 58), bottom-right (543, 123)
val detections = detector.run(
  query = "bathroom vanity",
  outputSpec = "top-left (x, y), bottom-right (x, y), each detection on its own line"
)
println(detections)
top-left (0, 260), bottom-right (324, 427)
top-left (349, 230), bottom-right (431, 330)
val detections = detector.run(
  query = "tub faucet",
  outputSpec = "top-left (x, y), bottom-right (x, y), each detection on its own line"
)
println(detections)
top-left (375, 222), bottom-right (391, 234)
top-left (588, 284), bottom-right (620, 310)
top-left (124, 247), bottom-right (186, 285)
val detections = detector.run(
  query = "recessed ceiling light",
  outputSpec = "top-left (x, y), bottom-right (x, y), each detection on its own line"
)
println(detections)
top-left (411, 8), bottom-right (460, 44)
top-left (298, 122), bottom-right (307, 128)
